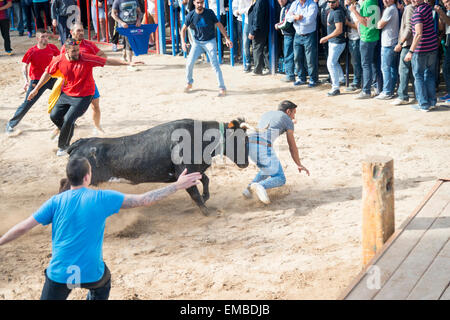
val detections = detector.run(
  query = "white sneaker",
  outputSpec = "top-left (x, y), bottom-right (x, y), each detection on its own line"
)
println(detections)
top-left (56, 148), bottom-right (68, 157)
top-left (250, 183), bottom-right (271, 204)
top-left (242, 188), bottom-right (252, 199)
top-left (391, 98), bottom-right (409, 106)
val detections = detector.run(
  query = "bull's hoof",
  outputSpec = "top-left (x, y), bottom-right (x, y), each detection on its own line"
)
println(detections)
top-left (200, 207), bottom-right (210, 216)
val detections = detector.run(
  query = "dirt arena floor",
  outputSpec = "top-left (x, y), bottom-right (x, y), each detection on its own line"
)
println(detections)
top-left (0, 34), bottom-right (449, 300)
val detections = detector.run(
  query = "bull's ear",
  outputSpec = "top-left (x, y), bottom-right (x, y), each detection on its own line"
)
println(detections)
top-left (228, 122), bottom-right (235, 129)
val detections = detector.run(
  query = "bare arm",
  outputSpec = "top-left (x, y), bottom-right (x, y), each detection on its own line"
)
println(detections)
top-left (0, 216), bottom-right (40, 246)
top-left (435, 6), bottom-right (450, 25)
top-left (112, 8), bottom-right (128, 27)
top-left (96, 49), bottom-right (107, 58)
top-left (404, 22), bottom-right (422, 62)
top-left (320, 21), bottom-right (343, 43)
top-left (0, 1), bottom-right (12, 11)
top-left (22, 63), bottom-right (29, 90)
top-left (216, 22), bottom-right (233, 48)
top-left (121, 169), bottom-right (202, 209)
top-left (350, 5), bottom-right (369, 27)
top-left (122, 184), bottom-right (178, 209)
top-left (286, 130), bottom-right (310, 175)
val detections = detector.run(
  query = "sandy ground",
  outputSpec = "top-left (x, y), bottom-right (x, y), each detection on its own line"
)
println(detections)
top-left (0, 33), bottom-right (449, 300)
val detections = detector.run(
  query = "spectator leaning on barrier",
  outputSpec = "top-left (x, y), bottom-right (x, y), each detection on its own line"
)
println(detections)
top-left (344, 0), bottom-right (362, 92)
top-left (287, 0), bottom-right (319, 87)
top-left (392, 0), bottom-right (415, 105)
top-left (350, 0), bottom-right (380, 99)
top-left (320, 0), bottom-right (346, 96)
top-left (435, 0), bottom-right (450, 102)
top-left (51, 0), bottom-right (78, 45)
top-left (0, 0), bottom-right (13, 55)
top-left (275, 0), bottom-right (296, 82)
top-left (404, 0), bottom-right (439, 112)
top-left (248, 0), bottom-right (270, 75)
top-left (376, 0), bottom-right (399, 100)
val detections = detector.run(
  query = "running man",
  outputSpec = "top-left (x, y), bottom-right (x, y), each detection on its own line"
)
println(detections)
top-left (28, 38), bottom-right (142, 156)
top-left (243, 100), bottom-right (310, 204)
top-left (0, 157), bottom-right (201, 300)
top-left (5, 29), bottom-right (60, 136)
top-left (180, 0), bottom-right (232, 97)
top-left (61, 23), bottom-right (108, 135)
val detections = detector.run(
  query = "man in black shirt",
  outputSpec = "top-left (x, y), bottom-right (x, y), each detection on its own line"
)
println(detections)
top-left (319, 0), bottom-right (345, 96)
top-left (180, 0), bottom-right (232, 97)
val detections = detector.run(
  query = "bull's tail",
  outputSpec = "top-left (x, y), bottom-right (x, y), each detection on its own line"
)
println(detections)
top-left (59, 178), bottom-right (71, 193)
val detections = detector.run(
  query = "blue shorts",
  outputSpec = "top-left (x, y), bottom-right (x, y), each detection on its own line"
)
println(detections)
top-left (93, 84), bottom-right (100, 99)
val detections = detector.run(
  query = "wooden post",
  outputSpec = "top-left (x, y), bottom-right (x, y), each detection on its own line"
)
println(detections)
top-left (362, 156), bottom-right (395, 266)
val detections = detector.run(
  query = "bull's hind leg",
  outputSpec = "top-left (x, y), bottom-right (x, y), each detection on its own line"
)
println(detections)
top-left (201, 173), bottom-right (210, 202)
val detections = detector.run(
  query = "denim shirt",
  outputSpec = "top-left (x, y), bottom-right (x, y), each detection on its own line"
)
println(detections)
top-left (286, 0), bottom-right (318, 35)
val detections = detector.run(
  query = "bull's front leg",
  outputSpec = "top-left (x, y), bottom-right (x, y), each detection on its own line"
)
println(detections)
top-left (201, 173), bottom-right (210, 202)
top-left (175, 165), bottom-right (210, 216)
top-left (185, 186), bottom-right (210, 216)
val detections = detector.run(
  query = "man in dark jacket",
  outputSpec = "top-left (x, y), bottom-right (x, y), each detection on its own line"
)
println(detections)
top-left (248, 0), bottom-right (269, 75)
top-left (51, 0), bottom-right (78, 44)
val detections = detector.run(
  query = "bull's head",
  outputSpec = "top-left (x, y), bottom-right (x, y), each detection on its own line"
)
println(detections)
top-left (223, 118), bottom-right (249, 169)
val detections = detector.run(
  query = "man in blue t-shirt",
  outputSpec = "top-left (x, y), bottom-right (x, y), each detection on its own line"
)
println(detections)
top-left (180, 0), bottom-right (232, 97)
top-left (0, 157), bottom-right (201, 300)
top-left (243, 100), bottom-right (310, 204)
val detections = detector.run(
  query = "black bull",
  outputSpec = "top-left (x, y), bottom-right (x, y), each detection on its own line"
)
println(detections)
top-left (60, 118), bottom-right (250, 215)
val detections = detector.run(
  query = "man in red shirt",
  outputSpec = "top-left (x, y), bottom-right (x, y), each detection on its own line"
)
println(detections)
top-left (61, 23), bottom-right (107, 134)
top-left (28, 38), bottom-right (141, 156)
top-left (5, 29), bottom-right (60, 136)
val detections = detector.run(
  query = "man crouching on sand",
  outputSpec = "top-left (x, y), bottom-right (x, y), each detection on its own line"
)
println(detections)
top-left (243, 100), bottom-right (310, 204)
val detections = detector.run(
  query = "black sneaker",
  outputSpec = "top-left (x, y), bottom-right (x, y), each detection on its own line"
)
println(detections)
top-left (244, 66), bottom-right (251, 73)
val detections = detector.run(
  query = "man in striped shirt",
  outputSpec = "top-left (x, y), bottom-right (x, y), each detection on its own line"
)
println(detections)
top-left (404, 0), bottom-right (439, 111)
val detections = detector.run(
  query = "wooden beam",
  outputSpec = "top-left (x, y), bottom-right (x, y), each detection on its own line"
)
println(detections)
top-left (362, 156), bottom-right (395, 266)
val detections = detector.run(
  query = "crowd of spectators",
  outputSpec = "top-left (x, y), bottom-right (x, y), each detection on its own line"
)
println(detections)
top-left (1, 0), bottom-right (449, 110)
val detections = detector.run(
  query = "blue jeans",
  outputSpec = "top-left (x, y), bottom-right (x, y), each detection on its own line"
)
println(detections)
top-left (327, 42), bottom-right (346, 90)
top-left (186, 38), bottom-right (226, 90)
top-left (294, 31), bottom-right (318, 83)
top-left (397, 47), bottom-right (413, 101)
top-left (8, 78), bottom-right (57, 128)
top-left (348, 39), bottom-right (362, 86)
top-left (381, 46), bottom-right (399, 95)
top-left (248, 141), bottom-right (286, 190)
top-left (283, 35), bottom-right (295, 80)
top-left (411, 50), bottom-right (437, 108)
top-left (360, 40), bottom-right (378, 94)
top-left (444, 44), bottom-right (450, 94)
top-left (242, 22), bottom-right (251, 67)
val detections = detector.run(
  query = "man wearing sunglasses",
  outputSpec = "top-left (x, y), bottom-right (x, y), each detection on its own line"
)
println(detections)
top-left (320, 0), bottom-right (346, 96)
top-left (27, 38), bottom-right (142, 156)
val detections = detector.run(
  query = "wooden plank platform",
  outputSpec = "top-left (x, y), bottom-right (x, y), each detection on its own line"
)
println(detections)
top-left (340, 179), bottom-right (450, 300)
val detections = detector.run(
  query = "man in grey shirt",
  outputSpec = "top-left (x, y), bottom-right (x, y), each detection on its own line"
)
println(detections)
top-left (376, 0), bottom-right (399, 100)
top-left (392, 0), bottom-right (415, 105)
top-left (243, 100), bottom-right (309, 204)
